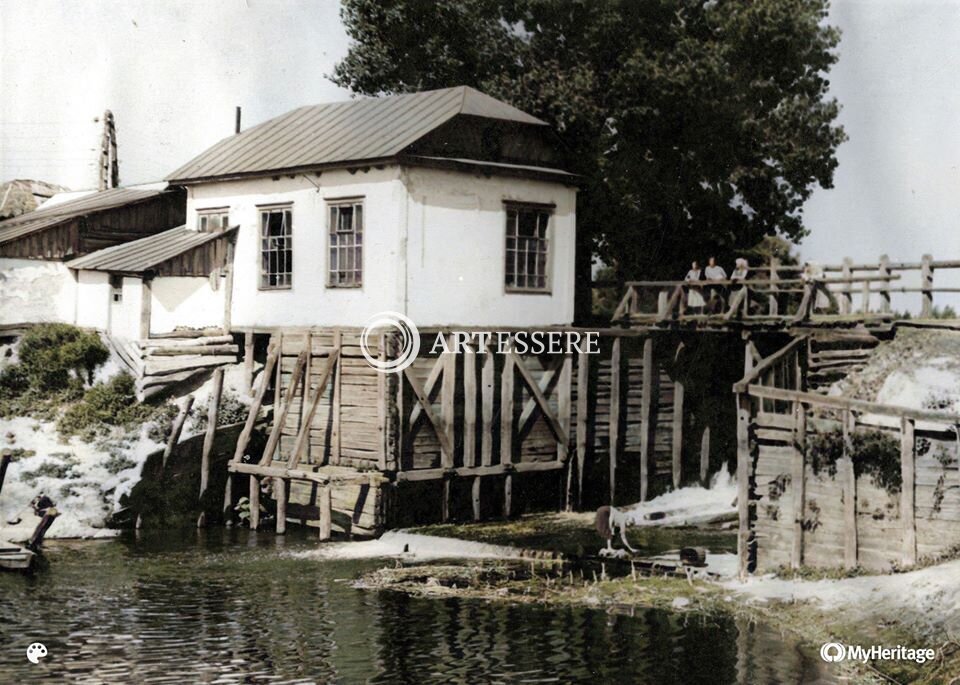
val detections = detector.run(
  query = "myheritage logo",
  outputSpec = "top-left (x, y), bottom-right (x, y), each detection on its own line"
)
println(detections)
top-left (360, 311), bottom-right (420, 374)
top-left (819, 641), bottom-right (936, 665)
top-left (820, 642), bottom-right (845, 662)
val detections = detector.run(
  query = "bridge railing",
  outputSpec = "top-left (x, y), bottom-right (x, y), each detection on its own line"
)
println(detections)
top-left (610, 254), bottom-right (960, 324)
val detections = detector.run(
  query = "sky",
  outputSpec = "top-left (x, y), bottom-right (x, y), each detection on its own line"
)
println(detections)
top-left (1, 0), bottom-right (958, 271)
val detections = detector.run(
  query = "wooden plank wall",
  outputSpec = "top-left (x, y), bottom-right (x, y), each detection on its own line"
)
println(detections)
top-left (270, 328), bottom-right (688, 520)
top-left (751, 408), bottom-right (960, 571)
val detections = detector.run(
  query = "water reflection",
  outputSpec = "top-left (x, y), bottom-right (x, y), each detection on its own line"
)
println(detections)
top-left (0, 530), bottom-right (836, 684)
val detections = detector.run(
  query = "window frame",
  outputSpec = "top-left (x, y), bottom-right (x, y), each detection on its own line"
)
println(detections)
top-left (196, 207), bottom-right (230, 232)
top-left (257, 203), bottom-right (294, 291)
top-left (326, 196), bottom-right (364, 289)
top-left (503, 201), bottom-right (553, 295)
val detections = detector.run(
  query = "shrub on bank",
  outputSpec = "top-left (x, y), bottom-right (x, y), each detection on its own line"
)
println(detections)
top-left (18, 323), bottom-right (109, 390)
top-left (58, 373), bottom-right (159, 440)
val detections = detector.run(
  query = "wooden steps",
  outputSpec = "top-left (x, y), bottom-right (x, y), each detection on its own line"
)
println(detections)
top-left (805, 332), bottom-right (880, 394)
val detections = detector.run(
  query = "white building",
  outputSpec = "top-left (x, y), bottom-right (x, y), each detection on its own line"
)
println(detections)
top-left (163, 86), bottom-right (578, 331)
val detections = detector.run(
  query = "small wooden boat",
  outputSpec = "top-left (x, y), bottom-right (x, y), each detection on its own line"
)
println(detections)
top-left (0, 543), bottom-right (35, 571)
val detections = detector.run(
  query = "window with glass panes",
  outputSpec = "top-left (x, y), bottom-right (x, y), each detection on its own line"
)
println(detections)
top-left (328, 199), bottom-right (363, 287)
top-left (259, 206), bottom-right (292, 289)
top-left (505, 204), bottom-right (551, 291)
top-left (197, 208), bottom-right (230, 232)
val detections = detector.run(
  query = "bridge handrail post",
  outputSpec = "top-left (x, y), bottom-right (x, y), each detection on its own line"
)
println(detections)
top-left (921, 254), bottom-right (934, 318)
top-left (768, 256), bottom-right (780, 316)
top-left (841, 257), bottom-right (853, 315)
top-left (879, 255), bottom-right (891, 313)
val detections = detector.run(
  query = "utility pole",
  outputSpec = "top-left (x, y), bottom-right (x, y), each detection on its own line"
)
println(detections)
top-left (98, 110), bottom-right (119, 190)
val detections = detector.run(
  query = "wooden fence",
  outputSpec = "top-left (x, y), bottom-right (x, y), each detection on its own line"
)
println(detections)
top-left (612, 254), bottom-right (960, 325)
top-left (734, 337), bottom-right (960, 575)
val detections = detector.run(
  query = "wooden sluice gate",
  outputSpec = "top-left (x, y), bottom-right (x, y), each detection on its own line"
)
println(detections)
top-left (227, 327), bottom-right (722, 535)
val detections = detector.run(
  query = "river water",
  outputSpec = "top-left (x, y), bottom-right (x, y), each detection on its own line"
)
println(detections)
top-left (0, 529), bottom-right (836, 684)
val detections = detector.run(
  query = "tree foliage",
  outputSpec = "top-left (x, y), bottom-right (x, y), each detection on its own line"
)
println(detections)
top-left (334, 0), bottom-right (846, 313)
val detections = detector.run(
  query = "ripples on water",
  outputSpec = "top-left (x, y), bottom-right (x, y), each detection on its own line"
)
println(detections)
top-left (0, 529), bottom-right (834, 684)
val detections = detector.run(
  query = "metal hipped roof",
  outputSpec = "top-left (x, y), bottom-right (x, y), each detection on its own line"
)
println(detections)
top-left (0, 187), bottom-right (168, 245)
top-left (166, 86), bottom-right (548, 183)
top-left (66, 224), bottom-right (237, 274)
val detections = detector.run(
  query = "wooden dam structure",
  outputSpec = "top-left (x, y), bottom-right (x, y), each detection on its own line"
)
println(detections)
top-left (225, 253), bottom-right (960, 573)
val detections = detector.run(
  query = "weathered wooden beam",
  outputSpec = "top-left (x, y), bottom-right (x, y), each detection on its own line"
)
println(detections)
top-left (140, 278), bottom-right (152, 340)
top-left (842, 409), bottom-right (857, 569)
top-left (901, 417), bottom-right (917, 567)
top-left (463, 343), bottom-right (477, 468)
top-left (407, 354), bottom-right (444, 429)
top-left (472, 476), bottom-right (482, 521)
top-left (232, 345), bottom-right (279, 464)
top-left (878, 254), bottom-right (891, 313)
top-left (576, 350), bottom-right (590, 508)
top-left (736, 392), bottom-right (752, 579)
top-left (768, 256), bottom-right (780, 316)
top-left (243, 330), bottom-right (254, 393)
top-left (558, 353), bottom-right (573, 510)
top-left (791, 402), bottom-right (807, 569)
top-left (394, 460), bottom-right (565, 482)
top-left (288, 348), bottom-right (341, 469)
top-left (510, 351), bottom-right (568, 446)
top-left (319, 487), bottom-right (332, 541)
top-left (637, 337), bottom-right (652, 502)
top-left (332, 328), bottom-right (342, 465)
top-left (197, 367), bottom-right (224, 528)
top-left (699, 424), bottom-right (711, 485)
top-left (672, 378), bottom-right (684, 490)
top-left (261, 348), bottom-right (309, 467)
top-left (441, 337), bottom-right (455, 470)
top-left (274, 477), bottom-right (287, 534)
top-left (249, 476), bottom-right (260, 530)
top-left (403, 365), bottom-right (455, 462)
top-left (501, 351), bottom-right (515, 466)
top-left (921, 254), bottom-right (934, 317)
top-left (610, 337), bottom-right (622, 504)
top-left (480, 347), bottom-right (494, 467)
top-left (162, 395), bottom-right (194, 470)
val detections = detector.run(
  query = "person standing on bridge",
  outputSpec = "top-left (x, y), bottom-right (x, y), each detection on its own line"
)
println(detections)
top-left (704, 256), bottom-right (727, 313)
top-left (731, 258), bottom-right (749, 283)
top-left (683, 261), bottom-right (705, 314)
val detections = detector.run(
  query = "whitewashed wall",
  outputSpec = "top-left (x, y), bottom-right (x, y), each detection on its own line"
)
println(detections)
top-left (403, 167), bottom-right (576, 326)
top-left (75, 270), bottom-right (110, 330)
top-left (186, 163), bottom-right (577, 330)
top-left (106, 276), bottom-right (144, 340)
top-left (188, 168), bottom-right (406, 328)
top-left (150, 276), bottom-right (224, 334)
top-left (0, 258), bottom-right (76, 325)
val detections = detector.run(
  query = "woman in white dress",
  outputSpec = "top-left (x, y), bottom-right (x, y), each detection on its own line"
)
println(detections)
top-left (684, 261), bottom-right (705, 313)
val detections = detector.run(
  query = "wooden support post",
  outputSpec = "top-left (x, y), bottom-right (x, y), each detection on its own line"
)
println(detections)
top-left (791, 402), bottom-right (807, 569)
top-left (319, 486), bottom-right (332, 541)
top-left (878, 254), bottom-right (891, 314)
top-left (139, 278), bottom-right (152, 340)
top-left (222, 476), bottom-right (233, 524)
top-left (736, 392), bottom-right (752, 579)
top-left (768, 256), bottom-right (780, 316)
top-left (841, 410), bottom-right (857, 569)
top-left (273, 333), bottom-right (283, 407)
top-left (232, 345), bottom-right (279, 463)
top-left (0, 453), bottom-right (11, 497)
top-left (274, 477), bottom-right (287, 534)
top-left (442, 478), bottom-right (451, 523)
top-left (464, 342), bottom-right (477, 469)
top-left (841, 257), bottom-right (853, 315)
top-left (576, 351), bottom-right (590, 508)
top-left (860, 277), bottom-right (870, 314)
top-left (921, 253), bottom-right (934, 318)
top-left (699, 425), bottom-right (711, 485)
top-left (558, 353), bottom-right (573, 510)
top-left (672, 379), bottom-right (684, 490)
top-left (222, 239), bottom-right (235, 331)
top-left (377, 332), bottom-right (387, 470)
top-left (249, 476), bottom-right (260, 530)
top-left (481, 346), bottom-right (494, 467)
top-left (301, 332), bottom-right (312, 462)
top-left (472, 476), bottom-right (482, 521)
top-left (262, 349), bottom-right (309, 467)
top-left (503, 472), bottom-right (513, 519)
top-left (243, 330), bottom-right (254, 394)
top-left (500, 348), bottom-right (515, 466)
top-left (163, 395), bottom-right (194, 470)
top-left (657, 290), bottom-right (668, 317)
top-left (441, 334), bottom-right (455, 470)
top-left (332, 329), bottom-right (342, 465)
top-left (900, 417), bottom-right (917, 566)
top-left (197, 367), bottom-right (224, 528)
top-left (610, 336), bottom-right (623, 504)
top-left (289, 348), bottom-right (341, 469)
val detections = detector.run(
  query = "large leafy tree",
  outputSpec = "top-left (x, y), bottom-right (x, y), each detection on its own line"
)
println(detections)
top-left (334, 0), bottom-right (846, 319)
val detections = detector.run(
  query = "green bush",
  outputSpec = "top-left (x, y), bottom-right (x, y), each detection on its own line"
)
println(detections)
top-left (58, 373), bottom-right (154, 439)
top-left (808, 427), bottom-right (902, 493)
top-left (18, 324), bottom-right (109, 391)
top-left (189, 390), bottom-right (248, 433)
